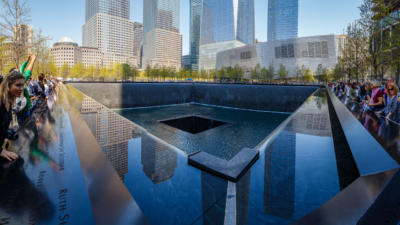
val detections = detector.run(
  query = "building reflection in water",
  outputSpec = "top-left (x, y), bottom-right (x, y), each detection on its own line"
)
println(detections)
top-left (264, 130), bottom-right (296, 219)
top-left (264, 92), bottom-right (331, 220)
top-left (290, 93), bottom-right (331, 138)
top-left (140, 133), bottom-right (177, 184)
top-left (201, 171), bottom-right (228, 225)
top-left (236, 170), bottom-right (251, 225)
top-left (80, 97), bottom-right (134, 181)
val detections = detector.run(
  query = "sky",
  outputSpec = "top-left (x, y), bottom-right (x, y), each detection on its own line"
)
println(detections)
top-left (26, 0), bottom-right (362, 56)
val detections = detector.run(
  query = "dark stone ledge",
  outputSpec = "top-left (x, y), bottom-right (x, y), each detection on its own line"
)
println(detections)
top-left (188, 148), bottom-right (259, 182)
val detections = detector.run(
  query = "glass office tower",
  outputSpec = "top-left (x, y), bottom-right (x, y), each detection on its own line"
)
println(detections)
top-left (189, 0), bottom-right (203, 70)
top-left (268, 0), bottom-right (298, 41)
top-left (190, 0), bottom-right (255, 70)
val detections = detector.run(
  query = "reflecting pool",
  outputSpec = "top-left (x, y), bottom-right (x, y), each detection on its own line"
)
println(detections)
top-left (115, 104), bottom-right (289, 160)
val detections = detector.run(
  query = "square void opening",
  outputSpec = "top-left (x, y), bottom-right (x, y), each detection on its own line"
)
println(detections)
top-left (160, 116), bottom-right (227, 134)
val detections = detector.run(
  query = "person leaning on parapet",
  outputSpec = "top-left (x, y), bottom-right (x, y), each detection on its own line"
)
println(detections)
top-left (364, 81), bottom-right (383, 111)
top-left (379, 83), bottom-right (400, 123)
top-left (0, 71), bottom-right (24, 161)
top-left (16, 54), bottom-right (37, 126)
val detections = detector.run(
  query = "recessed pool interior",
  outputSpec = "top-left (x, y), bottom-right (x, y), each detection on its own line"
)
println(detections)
top-left (115, 103), bottom-right (290, 160)
top-left (160, 115), bottom-right (227, 134)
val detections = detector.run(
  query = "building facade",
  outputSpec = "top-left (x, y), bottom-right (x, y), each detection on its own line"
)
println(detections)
top-left (216, 35), bottom-right (341, 78)
top-left (83, 0), bottom-right (136, 66)
top-left (15, 24), bottom-right (34, 54)
top-left (191, 0), bottom-right (255, 70)
top-left (51, 37), bottom-right (82, 68)
top-left (51, 37), bottom-right (138, 70)
top-left (85, 0), bottom-right (130, 21)
top-left (142, 0), bottom-right (182, 70)
top-left (81, 47), bottom-right (102, 68)
top-left (267, 0), bottom-right (298, 41)
top-left (133, 22), bottom-right (143, 66)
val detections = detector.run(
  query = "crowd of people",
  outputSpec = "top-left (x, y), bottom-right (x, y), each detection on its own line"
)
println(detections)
top-left (330, 77), bottom-right (400, 124)
top-left (0, 54), bottom-right (59, 162)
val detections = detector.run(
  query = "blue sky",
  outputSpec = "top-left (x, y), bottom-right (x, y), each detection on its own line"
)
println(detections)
top-left (28, 0), bottom-right (362, 55)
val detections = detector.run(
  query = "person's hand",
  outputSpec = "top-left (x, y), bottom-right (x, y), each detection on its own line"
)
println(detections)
top-left (30, 54), bottom-right (36, 60)
top-left (0, 149), bottom-right (18, 161)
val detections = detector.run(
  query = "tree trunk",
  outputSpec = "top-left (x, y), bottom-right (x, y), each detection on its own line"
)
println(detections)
top-left (396, 64), bottom-right (400, 86)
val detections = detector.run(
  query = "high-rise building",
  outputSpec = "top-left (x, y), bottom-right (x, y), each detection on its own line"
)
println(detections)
top-left (142, 0), bottom-right (182, 70)
top-left (83, 0), bottom-right (136, 65)
top-left (85, 0), bottom-right (130, 22)
top-left (189, 0), bottom-right (203, 70)
top-left (133, 22), bottom-right (143, 66)
top-left (267, 0), bottom-right (298, 41)
top-left (191, 0), bottom-right (255, 70)
top-left (199, 0), bottom-right (254, 45)
top-left (15, 24), bottom-right (34, 53)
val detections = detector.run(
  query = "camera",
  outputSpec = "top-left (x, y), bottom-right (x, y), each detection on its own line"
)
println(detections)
top-left (6, 129), bottom-right (18, 141)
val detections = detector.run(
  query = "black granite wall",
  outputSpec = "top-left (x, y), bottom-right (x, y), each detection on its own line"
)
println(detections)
top-left (69, 82), bottom-right (318, 112)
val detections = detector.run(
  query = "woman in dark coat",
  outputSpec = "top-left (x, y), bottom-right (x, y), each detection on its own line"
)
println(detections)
top-left (0, 71), bottom-right (24, 161)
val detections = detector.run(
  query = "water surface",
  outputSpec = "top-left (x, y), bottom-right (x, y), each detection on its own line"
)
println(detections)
top-left (115, 104), bottom-right (289, 160)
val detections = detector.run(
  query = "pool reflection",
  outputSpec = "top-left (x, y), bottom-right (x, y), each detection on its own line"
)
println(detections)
top-left (240, 89), bottom-right (343, 224)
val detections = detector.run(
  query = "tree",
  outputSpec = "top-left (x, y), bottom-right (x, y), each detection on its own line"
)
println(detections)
top-left (267, 65), bottom-right (275, 80)
top-left (109, 62), bottom-right (122, 81)
top-left (3, 60), bottom-right (14, 75)
top-left (0, 0), bottom-right (31, 67)
top-left (278, 64), bottom-right (288, 80)
top-left (303, 68), bottom-right (315, 83)
top-left (315, 64), bottom-right (329, 82)
top-left (32, 29), bottom-right (51, 75)
top-left (131, 66), bottom-right (138, 81)
top-left (121, 63), bottom-right (131, 80)
top-left (99, 67), bottom-right (108, 81)
top-left (47, 61), bottom-right (57, 77)
top-left (60, 63), bottom-right (70, 79)
top-left (144, 65), bottom-right (151, 80)
top-left (0, 36), bottom-right (7, 74)
top-left (85, 65), bottom-right (98, 81)
top-left (217, 67), bottom-right (226, 82)
top-left (250, 64), bottom-right (261, 82)
top-left (342, 19), bottom-right (370, 82)
top-left (296, 65), bottom-right (306, 82)
top-left (232, 64), bottom-right (244, 82)
top-left (200, 69), bottom-right (208, 81)
top-left (70, 63), bottom-right (85, 79)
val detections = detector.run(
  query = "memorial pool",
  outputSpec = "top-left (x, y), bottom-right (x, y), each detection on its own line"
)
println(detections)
top-left (114, 104), bottom-right (289, 160)
top-left (1, 83), bottom-right (398, 225)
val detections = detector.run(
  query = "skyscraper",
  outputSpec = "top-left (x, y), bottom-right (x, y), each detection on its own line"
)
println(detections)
top-left (268, 0), bottom-right (298, 41)
top-left (199, 0), bottom-right (254, 45)
top-left (142, 0), bottom-right (182, 70)
top-left (85, 0), bottom-right (130, 22)
top-left (191, 0), bottom-right (255, 70)
top-left (83, 0), bottom-right (136, 66)
top-left (189, 0), bottom-right (202, 70)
